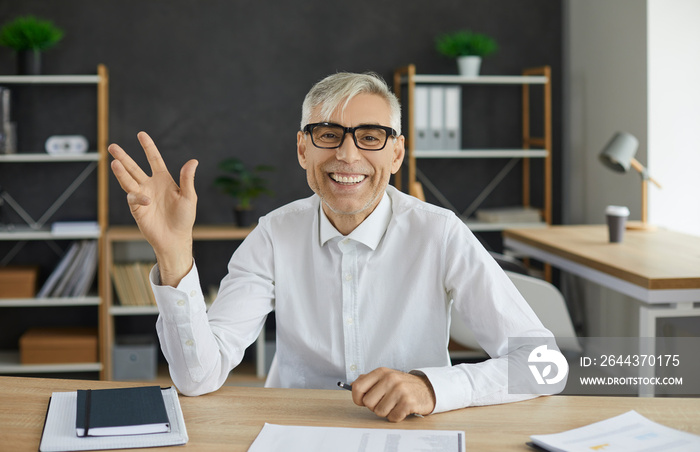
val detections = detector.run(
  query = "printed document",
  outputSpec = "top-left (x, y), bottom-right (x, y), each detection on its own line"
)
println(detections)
top-left (248, 423), bottom-right (465, 452)
top-left (529, 410), bottom-right (700, 451)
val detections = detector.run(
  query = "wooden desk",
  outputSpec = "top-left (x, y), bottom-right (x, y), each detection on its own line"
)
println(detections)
top-left (503, 225), bottom-right (700, 338)
top-left (2, 376), bottom-right (699, 451)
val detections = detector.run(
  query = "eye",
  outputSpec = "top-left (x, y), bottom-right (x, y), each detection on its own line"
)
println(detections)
top-left (320, 132), bottom-right (340, 140)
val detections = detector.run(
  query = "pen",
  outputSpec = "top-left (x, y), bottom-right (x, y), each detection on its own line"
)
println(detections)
top-left (337, 381), bottom-right (424, 418)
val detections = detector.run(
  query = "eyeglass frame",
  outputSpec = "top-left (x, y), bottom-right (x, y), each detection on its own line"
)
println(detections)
top-left (302, 122), bottom-right (398, 151)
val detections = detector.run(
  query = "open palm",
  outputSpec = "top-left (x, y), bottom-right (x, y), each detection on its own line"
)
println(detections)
top-left (108, 132), bottom-right (198, 283)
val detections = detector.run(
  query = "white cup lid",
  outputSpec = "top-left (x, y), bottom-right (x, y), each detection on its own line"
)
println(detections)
top-left (606, 205), bottom-right (630, 216)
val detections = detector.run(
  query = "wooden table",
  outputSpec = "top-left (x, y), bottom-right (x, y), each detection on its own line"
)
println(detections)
top-left (2, 376), bottom-right (699, 451)
top-left (503, 225), bottom-right (700, 338)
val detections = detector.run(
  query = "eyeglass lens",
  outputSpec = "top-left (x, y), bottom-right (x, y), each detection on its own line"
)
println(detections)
top-left (311, 124), bottom-right (389, 150)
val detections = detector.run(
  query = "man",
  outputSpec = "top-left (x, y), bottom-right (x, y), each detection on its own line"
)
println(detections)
top-left (108, 72), bottom-right (555, 422)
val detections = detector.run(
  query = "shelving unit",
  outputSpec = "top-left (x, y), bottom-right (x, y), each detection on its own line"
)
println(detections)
top-left (101, 225), bottom-right (265, 380)
top-left (0, 65), bottom-right (109, 375)
top-left (393, 64), bottom-right (552, 233)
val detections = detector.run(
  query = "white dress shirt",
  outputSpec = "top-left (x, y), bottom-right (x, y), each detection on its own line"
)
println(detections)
top-left (151, 185), bottom-right (553, 413)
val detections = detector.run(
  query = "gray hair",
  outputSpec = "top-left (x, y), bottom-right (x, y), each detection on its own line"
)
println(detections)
top-left (300, 72), bottom-right (402, 135)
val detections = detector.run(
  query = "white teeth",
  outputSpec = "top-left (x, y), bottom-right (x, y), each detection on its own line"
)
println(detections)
top-left (331, 173), bottom-right (366, 184)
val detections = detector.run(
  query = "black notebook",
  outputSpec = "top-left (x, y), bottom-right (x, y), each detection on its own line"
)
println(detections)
top-left (76, 386), bottom-right (170, 437)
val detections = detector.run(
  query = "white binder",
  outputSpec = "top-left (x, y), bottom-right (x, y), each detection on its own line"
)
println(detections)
top-left (414, 86), bottom-right (430, 150)
top-left (444, 86), bottom-right (461, 150)
top-left (428, 86), bottom-right (445, 150)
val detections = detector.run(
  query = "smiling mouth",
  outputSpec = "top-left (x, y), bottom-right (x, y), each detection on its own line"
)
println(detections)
top-left (330, 173), bottom-right (366, 185)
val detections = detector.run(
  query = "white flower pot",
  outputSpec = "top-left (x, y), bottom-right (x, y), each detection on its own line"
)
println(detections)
top-left (457, 56), bottom-right (482, 77)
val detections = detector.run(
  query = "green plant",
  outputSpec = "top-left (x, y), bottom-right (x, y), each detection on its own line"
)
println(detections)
top-left (214, 158), bottom-right (274, 210)
top-left (0, 15), bottom-right (64, 52)
top-left (435, 30), bottom-right (498, 58)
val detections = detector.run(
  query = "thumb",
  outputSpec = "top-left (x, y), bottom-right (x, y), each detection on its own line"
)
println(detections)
top-left (180, 159), bottom-right (199, 199)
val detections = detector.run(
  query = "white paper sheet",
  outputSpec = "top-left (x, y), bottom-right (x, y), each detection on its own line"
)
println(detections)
top-left (39, 387), bottom-right (188, 452)
top-left (530, 410), bottom-right (700, 452)
top-left (248, 423), bottom-right (465, 452)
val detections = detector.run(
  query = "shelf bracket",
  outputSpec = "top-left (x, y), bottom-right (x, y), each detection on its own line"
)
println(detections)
top-left (0, 162), bottom-right (97, 229)
top-left (462, 157), bottom-right (521, 219)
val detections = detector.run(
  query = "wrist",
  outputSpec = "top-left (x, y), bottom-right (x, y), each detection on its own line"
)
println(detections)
top-left (155, 251), bottom-right (193, 287)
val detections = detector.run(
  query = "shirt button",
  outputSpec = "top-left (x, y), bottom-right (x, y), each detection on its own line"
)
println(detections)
top-left (346, 317), bottom-right (354, 325)
top-left (185, 339), bottom-right (194, 346)
top-left (344, 273), bottom-right (353, 282)
top-left (349, 364), bottom-right (357, 372)
top-left (176, 299), bottom-right (186, 306)
top-left (189, 290), bottom-right (196, 297)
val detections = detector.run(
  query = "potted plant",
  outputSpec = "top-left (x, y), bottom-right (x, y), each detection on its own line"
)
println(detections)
top-left (214, 158), bottom-right (274, 227)
top-left (435, 29), bottom-right (498, 77)
top-left (0, 15), bottom-right (64, 75)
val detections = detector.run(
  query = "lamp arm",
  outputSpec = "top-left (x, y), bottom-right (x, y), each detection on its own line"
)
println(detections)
top-left (629, 157), bottom-right (662, 188)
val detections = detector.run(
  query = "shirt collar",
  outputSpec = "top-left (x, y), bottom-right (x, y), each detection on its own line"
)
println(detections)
top-left (319, 192), bottom-right (392, 250)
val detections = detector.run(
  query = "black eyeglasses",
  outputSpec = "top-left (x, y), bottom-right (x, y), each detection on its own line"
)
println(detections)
top-left (302, 122), bottom-right (397, 151)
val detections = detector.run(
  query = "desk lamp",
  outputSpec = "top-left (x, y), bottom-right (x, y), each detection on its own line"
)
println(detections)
top-left (598, 132), bottom-right (661, 230)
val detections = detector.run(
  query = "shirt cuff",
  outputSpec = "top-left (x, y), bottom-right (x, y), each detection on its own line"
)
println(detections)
top-left (149, 261), bottom-right (207, 320)
top-left (412, 366), bottom-right (472, 414)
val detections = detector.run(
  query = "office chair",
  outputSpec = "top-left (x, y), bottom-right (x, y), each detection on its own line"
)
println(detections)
top-left (449, 270), bottom-right (582, 358)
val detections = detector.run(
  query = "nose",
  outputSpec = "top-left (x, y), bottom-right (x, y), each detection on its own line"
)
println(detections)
top-left (335, 132), bottom-right (362, 163)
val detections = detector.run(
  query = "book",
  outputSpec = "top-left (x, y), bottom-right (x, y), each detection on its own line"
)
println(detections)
top-left (475, 206), bottom-right (542, 224)
top-left (36, 242), bottom-right (81, 298)
top-left (76, 386), bottom-right (169, 437)
top-left (39, 386), bottom-right (187, 452)
top-left (528, 410), bottom-right (700, 451)
top-left (111, 262), bottom-right (156, 306)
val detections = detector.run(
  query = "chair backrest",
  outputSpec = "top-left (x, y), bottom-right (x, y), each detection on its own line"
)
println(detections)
top-left (449, 271), bottom-right (582, 354)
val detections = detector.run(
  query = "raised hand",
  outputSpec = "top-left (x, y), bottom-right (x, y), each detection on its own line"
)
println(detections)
top-left (108, 131), bottom-right (198, 286)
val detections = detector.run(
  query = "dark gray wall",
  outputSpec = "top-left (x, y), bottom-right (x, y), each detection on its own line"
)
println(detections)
top-left (0, 0), bottom-right (562, 354)
top-left (0, 0), bottom-right (562, 227)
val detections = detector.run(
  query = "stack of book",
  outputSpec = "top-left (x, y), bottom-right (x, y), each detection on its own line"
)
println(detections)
top-left (111, 262), bottom-right (156, 307)
top-left (37, 240), bottom-right (98, 298)
top-left (475, 206), bottom-right (542, 224)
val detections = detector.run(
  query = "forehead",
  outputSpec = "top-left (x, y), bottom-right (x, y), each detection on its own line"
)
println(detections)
top-left (312, 93), bottom-right (392, 126)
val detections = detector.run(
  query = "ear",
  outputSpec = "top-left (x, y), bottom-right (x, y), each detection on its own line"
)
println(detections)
top-left (390, 135), bottom-right (406, 174)
top-left (297, 131), bottom-right (308, 170)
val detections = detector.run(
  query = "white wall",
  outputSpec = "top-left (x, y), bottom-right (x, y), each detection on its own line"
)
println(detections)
top-left (564, 0), bottom-right (647, 226)
top-left (563, 0), bottom-right (647, 338)
top-left (563, 0), bottom-right (700, 338)
top-left (648, 0), bottom-right (700, 236)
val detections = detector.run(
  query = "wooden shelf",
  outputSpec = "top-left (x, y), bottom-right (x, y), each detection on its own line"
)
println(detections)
top-left (0, 297), bottom-right (100, 308)
top-left (400, 74), bottom-right (548, 85)
top-left (107, 225), bottom-right (255, 242)
top-left (102, 224), bottom-right (255, 380)
top-left (0, 351), bottom-right (101, 374)
top-left (415, 149), bottom-right (548, 159)
top-left (463, 220), bottom-right (548, 232)
top-left (110, 305), bottom-right (159, 316)
top-left (0, 74), bottom-right (101, 84)
top-left (0, 152), bottom-right (101, 162)
top-left (0, 65), bottom-right (109, 380)
top-left (0, 227), bottom-right (100, 241)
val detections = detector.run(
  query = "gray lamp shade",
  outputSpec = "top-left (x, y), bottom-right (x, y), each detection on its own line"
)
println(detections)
top-left (598, 132), bottom-right (639, 173)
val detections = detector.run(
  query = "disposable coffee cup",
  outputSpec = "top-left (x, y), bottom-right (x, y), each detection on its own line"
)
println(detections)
top-left (606, 205), bottom-right (630, 243)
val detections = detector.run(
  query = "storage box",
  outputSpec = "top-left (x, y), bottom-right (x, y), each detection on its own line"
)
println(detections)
top-left (113, 335), bottom-right (157, 381)
top-left (19, 327), bottom-right (98, 364)
top-left (0, 266), bottom-right (39, 298)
